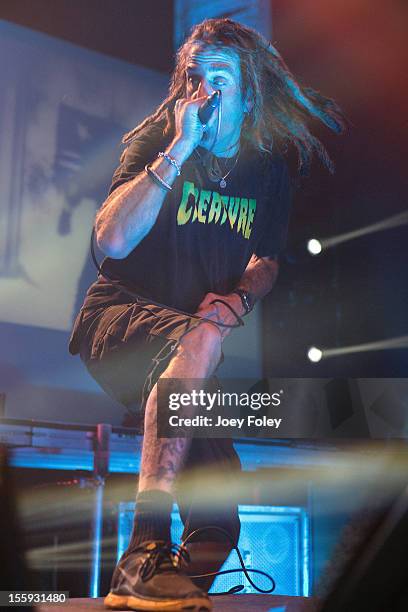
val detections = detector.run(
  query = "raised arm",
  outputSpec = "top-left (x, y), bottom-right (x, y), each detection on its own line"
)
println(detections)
top-left (95, 96), bottom-right (207, 259)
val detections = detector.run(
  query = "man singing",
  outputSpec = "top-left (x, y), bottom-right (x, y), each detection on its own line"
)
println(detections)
top-left (69, 18), bottom-right (343, 611)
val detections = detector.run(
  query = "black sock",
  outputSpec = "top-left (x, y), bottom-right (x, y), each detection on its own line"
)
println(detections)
top-left (126, 489), bottom-right (173, 552)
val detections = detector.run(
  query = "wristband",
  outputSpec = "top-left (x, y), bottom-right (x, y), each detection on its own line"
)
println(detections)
top-left (144, 164), bottom-right (172, 191)
top-left (232, 289), bottom-right (253, 315)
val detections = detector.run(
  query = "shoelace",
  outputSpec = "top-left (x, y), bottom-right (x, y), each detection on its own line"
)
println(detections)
top-left (139, 542), bottom-right (190, 582)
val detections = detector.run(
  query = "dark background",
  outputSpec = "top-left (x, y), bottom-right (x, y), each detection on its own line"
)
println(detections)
top-left (0, 0), bottom-right (174, 72)
top-left (264, 0), bottom-right (408, 378)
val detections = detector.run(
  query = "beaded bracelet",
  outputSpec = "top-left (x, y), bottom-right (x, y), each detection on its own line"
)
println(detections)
top-left (158, 151), bottom-right (181, 176)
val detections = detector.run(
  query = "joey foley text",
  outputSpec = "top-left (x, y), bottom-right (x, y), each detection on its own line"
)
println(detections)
top-left (165, 389), bottom-right (283, 430)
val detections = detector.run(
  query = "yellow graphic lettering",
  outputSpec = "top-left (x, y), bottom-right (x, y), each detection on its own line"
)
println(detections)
top-left (177, 181), bottom-right (198, 225)
top-left (220, 196), bottom-right (229, 224)
top-left (208, 192), bottom-right (222, 224)
top-left (228, 198), bottom-right (240, 229)
top-left (244, 199), bottom-right (257, 238)
top-left (197, 190), bottom-right (211, 223)
top-left (177, 183), bottom-right (256, 239)
top-left (237, 198), bottom-right (248, 236)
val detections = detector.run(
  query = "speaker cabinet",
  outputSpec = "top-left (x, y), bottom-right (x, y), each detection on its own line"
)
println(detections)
top-left (117, 503), bottom-right (310, 596)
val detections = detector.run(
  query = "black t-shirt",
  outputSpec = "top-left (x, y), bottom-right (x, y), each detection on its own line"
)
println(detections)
top-left (82, 122), bottom-right (292, 314)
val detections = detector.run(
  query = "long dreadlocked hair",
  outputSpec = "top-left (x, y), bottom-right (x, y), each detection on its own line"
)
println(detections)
top-left (123, 18), bottom-right (345, 175)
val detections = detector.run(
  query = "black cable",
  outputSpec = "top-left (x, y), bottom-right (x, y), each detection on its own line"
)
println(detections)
top-left (90, 228), bottom-right (244, 330)
top-left (180, 525), bottom-right (276, 595)
top-left (210, 299), bottom-right (244, 325)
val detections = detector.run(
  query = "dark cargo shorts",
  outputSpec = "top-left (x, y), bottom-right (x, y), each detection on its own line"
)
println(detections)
top-left (73, 301), bottom-right (205, 428)
top-left (69, 299), bottom-right (242, 545)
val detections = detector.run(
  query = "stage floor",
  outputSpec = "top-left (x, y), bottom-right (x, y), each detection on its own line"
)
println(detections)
top-left (38, 594), bottom-right (319, 611)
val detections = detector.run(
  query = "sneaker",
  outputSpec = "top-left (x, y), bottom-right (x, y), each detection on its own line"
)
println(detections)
top-left (104, 540), bottom-right (212, 611)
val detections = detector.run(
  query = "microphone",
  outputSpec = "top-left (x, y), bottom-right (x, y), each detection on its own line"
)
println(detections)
top-left (198, 90), bottom-right (221, 125)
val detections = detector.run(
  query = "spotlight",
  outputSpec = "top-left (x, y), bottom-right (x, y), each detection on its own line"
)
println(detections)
top-left (307, 238), bottom-right (322, 255)
top-left (308, 347), bottom-right (323, 363)
top-left (307, 334), bottom-right (408, 363)
top-left (317, 210), bottom-right (408, 252)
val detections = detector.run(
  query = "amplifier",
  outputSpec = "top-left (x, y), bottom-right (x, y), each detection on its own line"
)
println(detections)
top-left (117, 503), bottom-right (310, 596)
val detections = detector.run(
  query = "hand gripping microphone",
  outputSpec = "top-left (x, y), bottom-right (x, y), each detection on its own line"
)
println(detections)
top-left (198, 90), bottom-right (221, 125)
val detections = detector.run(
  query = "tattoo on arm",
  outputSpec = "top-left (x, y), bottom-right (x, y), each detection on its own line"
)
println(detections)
top-left (145, 438), bottom-right (189, 484)
top-left (238, 254), bottom-right (279, 301)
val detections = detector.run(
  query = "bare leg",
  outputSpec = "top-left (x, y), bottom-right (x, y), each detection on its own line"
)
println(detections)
top-left (138, 322), bottom-right (222, 493)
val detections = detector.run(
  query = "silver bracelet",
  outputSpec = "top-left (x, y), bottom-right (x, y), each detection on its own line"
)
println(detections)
top-left (158, 151), bottom-right (181, 176)
top-left (144, 164), bottom-right (172, 191)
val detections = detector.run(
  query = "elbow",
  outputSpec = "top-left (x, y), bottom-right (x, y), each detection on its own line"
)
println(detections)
top-left (96, 228), bottom-right (129, 260)
top-left (95, 206), bottom-right (145, 259)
